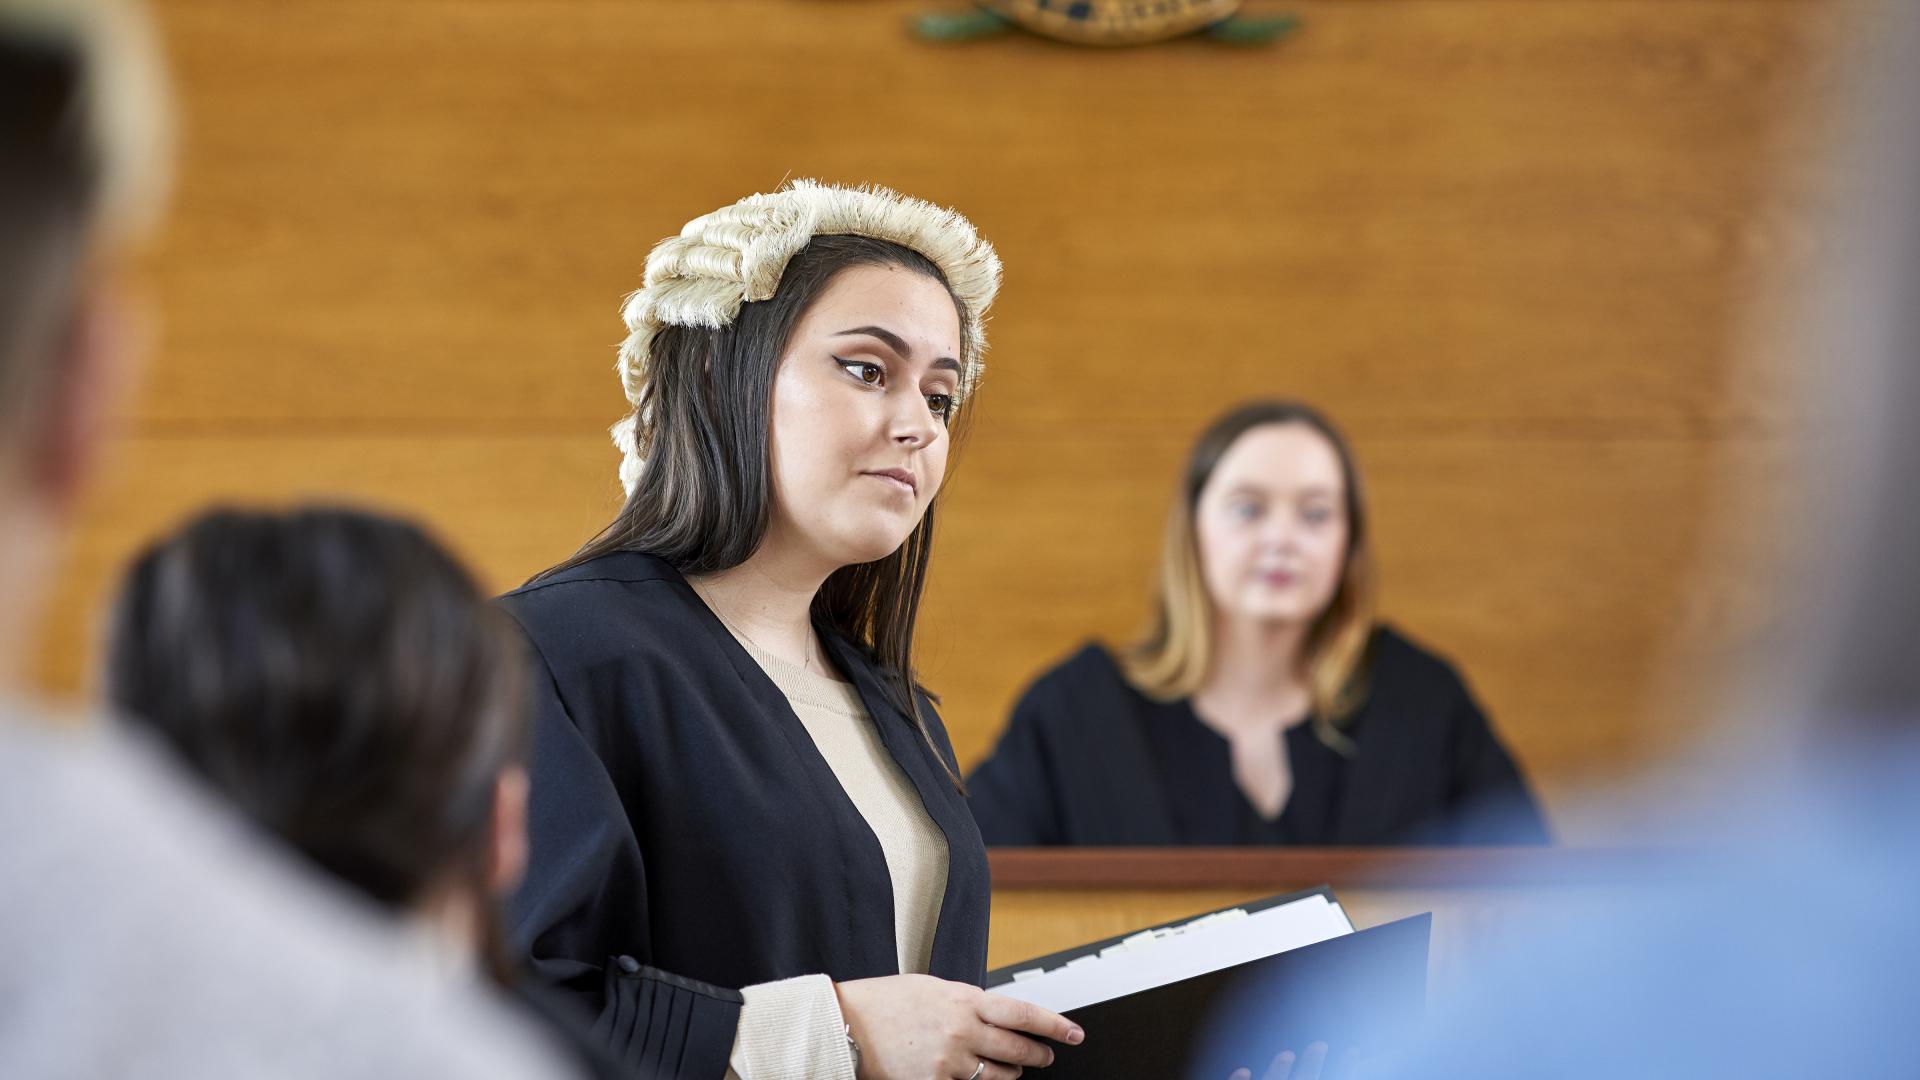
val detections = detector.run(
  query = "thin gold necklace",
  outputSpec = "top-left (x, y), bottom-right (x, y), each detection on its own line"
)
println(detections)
top-left (691, 579), bottom-right (821, 675)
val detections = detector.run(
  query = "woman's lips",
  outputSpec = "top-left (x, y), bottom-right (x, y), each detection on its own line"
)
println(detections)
top-left (863, 469), bottom-right (917, 495)
top-left (1258, 569), bottom-right (1299, 587)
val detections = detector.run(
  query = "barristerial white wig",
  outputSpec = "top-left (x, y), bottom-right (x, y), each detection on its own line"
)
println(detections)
top-left (611, 180), bottom-right (1001, 494)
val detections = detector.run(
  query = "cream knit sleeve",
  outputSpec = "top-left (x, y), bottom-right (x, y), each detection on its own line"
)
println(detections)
top-left (724, 974), bottom-right (856, 1080)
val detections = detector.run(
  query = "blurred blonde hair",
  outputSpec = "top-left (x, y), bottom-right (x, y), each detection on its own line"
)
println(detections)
top-left (1121, 401), bottom-right (1378, 753)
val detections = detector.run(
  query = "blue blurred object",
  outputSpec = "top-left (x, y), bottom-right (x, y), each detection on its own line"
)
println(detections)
top-left (1360, 0), bottom-right (1920, 1073)
top-left (1380, 738), bottom-right (1920, 1078)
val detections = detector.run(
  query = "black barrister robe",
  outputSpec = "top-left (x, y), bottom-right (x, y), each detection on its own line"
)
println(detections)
top-left (966, 626), bottom-right (1550, 847)
top-left (499, 553), bottom-right (991, 1079)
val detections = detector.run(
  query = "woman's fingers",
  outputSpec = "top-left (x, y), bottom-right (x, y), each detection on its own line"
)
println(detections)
top-left (1229, 1070), bottom-right (1254, 1080)
top-left (975, 992), bottom-right (1084, 1044)
top-left (1296, 1042), bottom-right (1330, 1080)
top-left (973, 1024), bottom-right (1056, 1068)
top-left (946, 1050), bottom-right (1023, 1080)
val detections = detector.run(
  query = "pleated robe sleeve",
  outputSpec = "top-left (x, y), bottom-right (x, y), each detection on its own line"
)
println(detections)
top-left (509, 620), bottom-right (744, 1080)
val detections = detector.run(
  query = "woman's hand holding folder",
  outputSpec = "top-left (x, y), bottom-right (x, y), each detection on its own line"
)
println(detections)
top-left (836, 975), bottom-right (1086, 1079)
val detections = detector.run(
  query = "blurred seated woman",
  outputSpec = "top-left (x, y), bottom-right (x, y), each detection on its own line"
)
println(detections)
top-left (102, 506), bottom-right (616, 1079)
top-left (967, 401), bottom-right (1548, 846)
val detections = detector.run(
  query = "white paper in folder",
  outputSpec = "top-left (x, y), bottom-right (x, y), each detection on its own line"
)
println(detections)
top-left (989, 892), bottom-right (1355, 1014)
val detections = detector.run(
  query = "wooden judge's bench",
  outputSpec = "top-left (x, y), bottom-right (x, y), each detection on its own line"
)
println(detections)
top-left (987, 848), bottom-right (1661, 994)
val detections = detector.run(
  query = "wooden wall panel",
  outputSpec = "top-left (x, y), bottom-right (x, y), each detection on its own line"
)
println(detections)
top-left (34, 0), bottom-right (1834, 836)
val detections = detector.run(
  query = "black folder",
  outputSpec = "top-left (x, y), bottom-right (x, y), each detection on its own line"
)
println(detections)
top-left (989, 899), bottom-right (1431, 1080)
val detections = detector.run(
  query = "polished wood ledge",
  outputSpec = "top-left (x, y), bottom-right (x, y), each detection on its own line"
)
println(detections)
top-left (988, 846), bottom-right (1670, 890)
top-left (984, 847), bottom-right (1670, 975)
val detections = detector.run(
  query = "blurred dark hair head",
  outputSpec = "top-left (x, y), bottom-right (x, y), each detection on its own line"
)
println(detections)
top-left (104, 506), bottom-right (528, 978)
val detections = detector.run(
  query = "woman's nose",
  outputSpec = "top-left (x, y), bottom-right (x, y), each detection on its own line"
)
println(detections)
top-left (1261, 521), bottom-right (1300, 552)
top-left (889, 394), bottom-right (938, 448)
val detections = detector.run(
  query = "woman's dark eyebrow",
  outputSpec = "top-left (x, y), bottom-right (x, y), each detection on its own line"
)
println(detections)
top-left (834, 325), bottom-right (913, 356)
top-left (1225, 482), bottom-right (1340, 498)
top-left (833, 326), bottom-right (962, 371)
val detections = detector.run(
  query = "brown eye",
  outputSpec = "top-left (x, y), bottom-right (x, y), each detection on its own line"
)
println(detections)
top-left (926, 394), bottom-right (954, 419)
top-left (835, 357), bottom-right (885, 386)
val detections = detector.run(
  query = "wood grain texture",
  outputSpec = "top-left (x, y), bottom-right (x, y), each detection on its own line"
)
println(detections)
top-left (34, 0), bottom-right (1835, 838)
top-left (986, 846), bottom-right (1681, 888)
top-left (985, 848), bottom-right (1644, 980)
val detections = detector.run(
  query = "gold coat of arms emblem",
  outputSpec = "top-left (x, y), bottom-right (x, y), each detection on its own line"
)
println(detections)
top-left (919, 0), bottom-right (1298, 47)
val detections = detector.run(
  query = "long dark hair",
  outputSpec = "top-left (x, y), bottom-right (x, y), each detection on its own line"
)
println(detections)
top-left (105, 506), bottom-right (530, 983)
top-left (541, 234), bottom-right (973, 787)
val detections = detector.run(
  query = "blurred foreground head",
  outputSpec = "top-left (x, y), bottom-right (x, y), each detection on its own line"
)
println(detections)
top-left (0, 0), bottom-right (166, 454)
top-left (0, 9), bottom-right (575, 1077)
top-left (0, 0), bottom-right (168, 675)
top-left (1197, 5), bottom-right (1920, 1076)
top-left (105, 506), bottom-right (532, 982)
top-left (1788, 0), bottom-right (1920, 736)
top-left (1357, 4), bottom-right (1920, 1076)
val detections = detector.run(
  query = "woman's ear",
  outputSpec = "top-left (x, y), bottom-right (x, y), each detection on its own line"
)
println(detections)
top-left (26, 278), bottom-right (143, 514)
top-left (486, 764), bottom-right (530, 896)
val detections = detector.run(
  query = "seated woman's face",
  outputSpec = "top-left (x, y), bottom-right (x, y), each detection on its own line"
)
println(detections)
top-left (1194, 422), bottom-right (1350, 627)
top-left (766, 262), bottom-right (963, 567)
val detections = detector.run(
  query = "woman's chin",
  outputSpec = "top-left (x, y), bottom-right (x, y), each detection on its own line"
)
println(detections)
top-left (825, 529), bottom-right (915, 569)
top-left (1228, 600), bottom-right (1320, 625)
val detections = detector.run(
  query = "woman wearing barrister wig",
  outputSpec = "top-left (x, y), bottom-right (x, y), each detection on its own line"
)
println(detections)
top-left (968, 401), bottom-right (1548, 848)
top-left (501, 182), bottom-right (1081, 1080)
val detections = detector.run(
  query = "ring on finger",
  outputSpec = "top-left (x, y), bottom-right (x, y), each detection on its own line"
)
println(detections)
top-left (967, 1061), bottom-right (986, 1080)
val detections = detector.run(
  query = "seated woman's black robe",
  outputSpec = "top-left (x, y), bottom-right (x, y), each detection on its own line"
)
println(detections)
top-left (965, 626), bottom-right (1549, 847)
top-left (499, 553), bottom-right (990, 1080)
